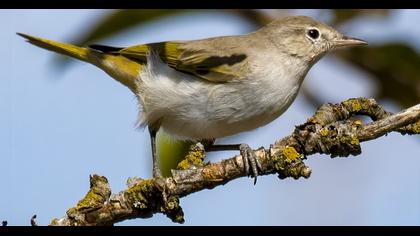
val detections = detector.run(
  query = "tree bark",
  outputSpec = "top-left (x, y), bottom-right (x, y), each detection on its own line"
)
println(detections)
top-left (49, 97), bottom-right (420, 226)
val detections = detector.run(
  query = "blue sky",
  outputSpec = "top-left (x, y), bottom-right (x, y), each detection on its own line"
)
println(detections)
top-left (1, 9), bottom-right (420, 225)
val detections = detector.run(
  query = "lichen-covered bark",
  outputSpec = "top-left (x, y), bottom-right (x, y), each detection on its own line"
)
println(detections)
top-left (50, 97), bottom-right (420, 226)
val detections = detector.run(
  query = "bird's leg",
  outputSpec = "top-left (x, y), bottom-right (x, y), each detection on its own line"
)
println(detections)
top-left (148, 127), bottom-right (163, 179)
top-left (148, 127), bottom-right (168, 202)
top-left (205, 143), bottom-right (262, 184)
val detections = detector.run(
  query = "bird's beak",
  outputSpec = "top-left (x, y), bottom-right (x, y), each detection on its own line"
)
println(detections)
top-left (332, 35), bottom-right (368, 49)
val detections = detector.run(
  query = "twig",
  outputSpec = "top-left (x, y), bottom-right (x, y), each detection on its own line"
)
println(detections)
top-left (30, 215), bottom-right (38, 226)
top-left (49, 97), bottom-right (420, 226)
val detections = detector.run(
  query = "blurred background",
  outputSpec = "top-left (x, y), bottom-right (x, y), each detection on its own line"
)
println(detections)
top-left (1, 9), bottom-right (420, 226)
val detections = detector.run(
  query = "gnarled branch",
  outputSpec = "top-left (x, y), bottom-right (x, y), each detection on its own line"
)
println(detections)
top-left (50, 97), bottom-right (420, 226)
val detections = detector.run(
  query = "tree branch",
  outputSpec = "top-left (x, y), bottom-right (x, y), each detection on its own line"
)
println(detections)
top-left (49, 97), bottom-right (420, 226)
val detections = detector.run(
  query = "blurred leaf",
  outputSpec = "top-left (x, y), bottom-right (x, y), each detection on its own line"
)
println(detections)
top-left (331, 9), bottom-right (389, 26)
top-left (338, 44), bottom-right (420, 108)
top-left (73, 9), bottom-right (193, 46)
top-left (72, 9), bottom-right (281, 46)
top-left (53, 9), bottom-right (282, 70)
top-left (226, 9), bottom-right (283, 27)
top-left (53, 9), bottom-right (192, 69)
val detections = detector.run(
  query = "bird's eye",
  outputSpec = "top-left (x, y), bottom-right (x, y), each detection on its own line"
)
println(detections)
top-left (307, 29), bottom-right (320, 40)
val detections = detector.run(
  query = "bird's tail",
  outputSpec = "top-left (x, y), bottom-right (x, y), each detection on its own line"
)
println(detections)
top-left (17, 33), bottom-right (90, 62)
top-left (17, 33), bottom-right (141, 93)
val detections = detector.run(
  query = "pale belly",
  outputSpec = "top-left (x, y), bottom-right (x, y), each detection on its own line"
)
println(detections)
top-left (139, 76), bottom-right (300, 140)
top-left (136, 53), bottom-right (302, 140)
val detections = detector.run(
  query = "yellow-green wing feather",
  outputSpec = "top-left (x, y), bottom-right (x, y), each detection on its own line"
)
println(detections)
top-left (118, 41), bottom-right (248, 82)
top-left (118, 42), bottom-right (182, 66)
top-left (175, 48), bottom-right (248, 82)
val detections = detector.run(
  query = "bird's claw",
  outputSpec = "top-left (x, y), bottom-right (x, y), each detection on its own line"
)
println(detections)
top-left (239, 144), bottom-right (262, 185)
top-left (154, 175), bottom-right (168, 203)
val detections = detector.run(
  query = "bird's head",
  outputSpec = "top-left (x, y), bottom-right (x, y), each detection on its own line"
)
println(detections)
top-left (259, 15), bottom-right (367, 64)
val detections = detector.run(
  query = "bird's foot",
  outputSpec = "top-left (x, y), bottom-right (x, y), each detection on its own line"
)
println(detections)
top-left (239, 144), bottom-right (262, 185)
top-left (153, 175), bottom-right (169, 204)
top-left (152, 166), bottom-right (163, 180)
top-left (152, 166), bottom-right (169, 202)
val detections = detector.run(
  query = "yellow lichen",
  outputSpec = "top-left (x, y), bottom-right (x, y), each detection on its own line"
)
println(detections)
top-left (319, 128), bottom-right (329, 137)
top-left (354, 120), bottom-right (362, 126)
top-left (399, 119), bottom-right (420, 134)
top-left (350, 137), bottom-right (360, 146)
top-left (411, 120), bottom-right (420, 133)
top-left (346, 100), bottom-right (362, 112)
top-left (177, 159), bottom-right (191, 170)
top-left (126, 179), bottom-right (154, 195)
top-left (340, 136), bottom-right (360, 147)
top-left (66, 207), bottom-right (76, 215)
top-left (344, 98), bottom-right (371, 113)
top-left (125, 179), bottom-right (155, 209)
top-left (307, 116), bottom-right (318, 124)
top-left (165, 195), bottom-right (180, 210)
top-left (282, 146), bottom-right (301, 163)
top-left (177, 145), bottom-right (205, 170)
top-left (50, 218), bottom-right (60, 225)
top-left (75, 189), bottom-right (103, 210)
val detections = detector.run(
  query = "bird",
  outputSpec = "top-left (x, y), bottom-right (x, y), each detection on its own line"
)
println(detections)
top-left (17, 15), bottom-right (367, 184)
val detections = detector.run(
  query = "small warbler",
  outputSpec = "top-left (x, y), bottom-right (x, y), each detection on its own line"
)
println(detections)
top-left (18, 16), bottom-right (367, 183)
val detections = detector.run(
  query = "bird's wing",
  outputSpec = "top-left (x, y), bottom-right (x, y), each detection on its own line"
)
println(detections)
top-left (91, 41), bottom-right (249, 83)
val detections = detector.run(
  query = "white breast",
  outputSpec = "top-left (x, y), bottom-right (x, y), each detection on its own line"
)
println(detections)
top-left (135, 52), bottom-right (306, 141)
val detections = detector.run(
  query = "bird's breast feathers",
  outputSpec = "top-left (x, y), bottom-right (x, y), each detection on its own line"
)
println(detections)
top-left (135, 50), bottom-right (304, 140)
